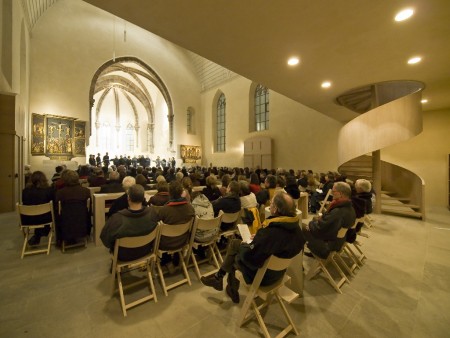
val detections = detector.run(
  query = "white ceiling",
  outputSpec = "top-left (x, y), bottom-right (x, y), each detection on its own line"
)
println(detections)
top-left (27, 0), bottom-right (450, 122)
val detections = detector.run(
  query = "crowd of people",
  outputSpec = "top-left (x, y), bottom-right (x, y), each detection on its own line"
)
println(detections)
top-left (21, 161), bottom-right (374, 304)
top-left (87, 152), bottom-right (176, 170)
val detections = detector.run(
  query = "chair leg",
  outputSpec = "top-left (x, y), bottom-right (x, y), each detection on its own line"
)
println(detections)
top-left (179, 252), bottom-right (192, 286)
top-left (305, 259), bottom-right (321, 280)
top-left (46, 231), bottom-right (53, 256)
top-left (335, 250), bottom-right (354, 277)
top-left (21, 228), bottom-right (30, 259)
top-left (275, 292), bottom-right (300, 336)
top-left (252, 300), bottom-right (271, 338)
top-left (319, 259), bottom-right (343, 294)
top-left (345, 243), bottom-right (363, 267)
top-left (146, 263), bottom-right (158, 303)
top-left (156, 259), bottom-right (168, 296)
top-left (190, 252), bottom-right (202, 280)
top-left (117, 267), bottom-right (127, 317)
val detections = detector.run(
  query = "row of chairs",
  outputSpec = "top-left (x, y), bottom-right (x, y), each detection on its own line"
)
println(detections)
top-left (305, 216), bottom-right (369, 294)
top-left (17, 200), bottom-right (91, 259)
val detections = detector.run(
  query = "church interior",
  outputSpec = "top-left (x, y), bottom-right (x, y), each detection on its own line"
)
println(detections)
top-left (1, 0), bottom-right (450, 337)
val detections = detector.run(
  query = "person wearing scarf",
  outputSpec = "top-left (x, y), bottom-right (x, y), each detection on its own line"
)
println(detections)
top-left (302, 181), bottom-right (356, 259)
top-left (201, 191), bottom-right (305, 304)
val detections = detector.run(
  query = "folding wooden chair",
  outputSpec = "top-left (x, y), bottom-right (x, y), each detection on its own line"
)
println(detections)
top-left (58, 198), bottom-right (91, 252)
top-left (318, 188), bottom-right (333, 214)
top-left (156, 219), bottom-right (195, 296)
top-left (218, 210), bottom-right (242, 261)
top-left (237, 255), bottom-right (300, 338)
top-left (111, 224), bottom-right (160, 317)
top-left (17, 201), bottom-right (55, 259)
top-left (305, 227), bottom-right (351, 294)
top-left (187, 213), bottom-right (223, 280)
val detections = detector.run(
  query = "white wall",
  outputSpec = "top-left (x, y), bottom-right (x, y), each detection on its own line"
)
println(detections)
top-left (200, 76), bottom-right (343, 172)
top-left (28, 0), bottom-right (201, 171)
top-left (382, 108), bottom-right (450, 208)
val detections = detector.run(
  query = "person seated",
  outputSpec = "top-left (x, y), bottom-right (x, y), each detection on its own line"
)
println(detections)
top-left (302, 182), bottom-right (356, 259)
top-left (88, 167), bottom-right (107, 187)
top-left (212, 181), bottom-right (242, 231)
top-left (346, 179), bottom-right (373, 242)
top-left (239, 180), bottom-right (257, 209)
top-left (149, 181), bottom-right (170, 206)
top-left (202, 175), bottom-right (222, 202)
top-left (249, 173), bottom-right (261, 194)
top-left (100, 184), bottom-right (157, 261)
top-left (100, 171), bottom-right (124, 193)
top-left (201, 192), bottom-right (305, 303)
top-left (51, 165), bottom-right (64, 184)
top-left (284, 175), bottom-right (300, 200)
top-left (255, 174), bottom-right (278, 206)
top-left (21, 171), bottom-right (55, 246)
top-left (150, 180), bottom-right (195, 251)
top-left (181, 176), bottom-right (193, 202)
top-left (219, 174), bottom-right (231, 196)
top-left (55, 170), bottom-right (91, 243)
top-left (297, 170), bottom-right (308, 192)
top-left (309, 172), bottom-right (335, 213)
top-left (108, 176), bottom-right (148, 217)
top-left (135, 174), bottom-right (150, 190)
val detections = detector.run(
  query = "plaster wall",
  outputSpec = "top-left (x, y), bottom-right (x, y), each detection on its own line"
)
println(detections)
top-left (382, 108), bottom-right (450, 208)
top-left (200, 76), bottom-right (343, 171)
top-left (28, 0), bottom-right (201, 171)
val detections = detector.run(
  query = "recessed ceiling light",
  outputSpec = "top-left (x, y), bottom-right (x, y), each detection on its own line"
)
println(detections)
top-left (395, 8), bottom-right (414, 22)
top-left (421, 99), bottom-right (428, 103)
top-left (321, 81), bottom-right (331, 88)
top-left (287, 57), bottom-right (299, 66)
top-left (408, 56), bottom-right (422, 64)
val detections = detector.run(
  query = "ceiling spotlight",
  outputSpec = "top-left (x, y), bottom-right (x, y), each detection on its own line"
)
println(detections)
top-left (395, 8), bottom-right (414, 22)
top-left (421, 99), bottom-right (428, 103)
top-left (321, 81), bottom-right (331, 88)
top-left (287, 57), bottom-right (299, 66)
top-left (408, 56), bottom-right (422, 64)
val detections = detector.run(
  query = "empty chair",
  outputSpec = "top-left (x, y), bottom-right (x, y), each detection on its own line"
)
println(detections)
top-left (188, 213), bottom-right (223, 280)
top-left (17, 201), bottom-right (55, 259)
top-left (58, 198), bottom-right (91, 252)
top-left (111, 225), bottom-right (160, 317)
top-left (156, 219), bottom-right (195, 296)
top-left (237, 255), bottom-right (300, 338)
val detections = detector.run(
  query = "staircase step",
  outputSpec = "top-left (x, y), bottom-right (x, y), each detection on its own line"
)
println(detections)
top-left (381, 207), bottom-right (423, 219)
top-left (340, 168), bottom-right (373, 173)
top-left (382, 202), bottom-right (420, 209)
top-left (381, 196), bottom-right (410, 202)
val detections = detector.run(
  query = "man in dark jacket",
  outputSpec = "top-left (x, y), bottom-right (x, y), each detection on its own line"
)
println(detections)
top-left (100, 184), bottom-right (156, 261)
top-left (201, 191), bottom-right (305, 303)
top-left (302, 181), bottom-right (356, 258)
top-left (212, 180), bottom-right (241, 231)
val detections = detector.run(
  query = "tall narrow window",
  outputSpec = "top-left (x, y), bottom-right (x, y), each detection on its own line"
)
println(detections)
top-left (216, 94), bottom-right (226, 152)
top-left (254, 84), bottom-right (269, 131)
top-left (125, 123), bottom-right (134, 152)
top-left (187, 107), bottom-right (195, 134)
top-left (100, 122), bottom-right (111, 150)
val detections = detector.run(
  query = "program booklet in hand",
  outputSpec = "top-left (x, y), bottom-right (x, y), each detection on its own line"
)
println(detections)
top-left (237, 223), bottom-right (252, 244)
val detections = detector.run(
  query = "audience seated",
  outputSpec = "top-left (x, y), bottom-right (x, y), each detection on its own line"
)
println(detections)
top-left (181, 176), bottom-right (193, 203)
top-left (284, 175), bottom-right (300, 200)
top-left (249, 173), bottom-right (261, 194)
top-left (100, 184), bottom-right (156, 261)
top-left (255, 174), bottom-right (278, 206)
top-left (88, 167), bottom-right (107, 187)
top-left (302, 182), bottom-right (356, 258)
top-left (135, 174), bottom-right (150, 190)
top-left (108, 176), bottom-right (148, 217)
top-left (219, 174), bottom-right (231, 196)
top-left (212, 181), bottom-right (242, 231)
top-left (149, 181), bottom-right (170, 206)
top-left (309, 172), bottom-right (335, 213)
top-left (201, 192), bottom-right (305, 303)
top-left (21, 171), bottom-right (55, 246)
top-left (202, 175), bottom-right (222, 202)
top-left (55, 170), bottom-right (91, 244)
top-left (239, 180), bottom-right (258, 209)
top-left (347, 179), bottom-right (373, 243)
top-left (100, 171), bottom-right (124, 193)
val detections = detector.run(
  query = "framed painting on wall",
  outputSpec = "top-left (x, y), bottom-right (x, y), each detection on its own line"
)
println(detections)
top-left (45, 116), bottom-right (74, 157)
top-left (31, 113), bottom-right (45, 155)
top-left (74, 121), bottom-right (86, 156)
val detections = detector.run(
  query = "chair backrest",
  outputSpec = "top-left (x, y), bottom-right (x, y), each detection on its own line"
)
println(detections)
top-left (17, 201), bottom-right (53, 218)
top-left (221, 210), bottom-right (241, 224)
top-left (194, 213), bottom-right (223, 232)
top-left (17, 201), bottom-right (55, 227)
top-left (265, 255), bottom-right (294, 272)
top-left (115, 224), bottom-right (160, 250)
top-left (318, 188), bottom-right (333, 213)
top-left (159, 219), bottom-right (194, 238)
top-left (337, 227), bottom-right (348, 239)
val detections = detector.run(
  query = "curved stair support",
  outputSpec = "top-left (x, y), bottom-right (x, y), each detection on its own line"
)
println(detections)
top-left (337, 91), bottom-right (423, 166)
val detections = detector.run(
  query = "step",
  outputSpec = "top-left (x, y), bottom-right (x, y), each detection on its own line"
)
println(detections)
top-left (381, 208), bottom-right (423, 219)
top-left (381, 196), bottom-right (410, 202)
top-left (382, 201), bottom-right (420, 209)
top-left (341, 168), bottom-right (373, 173)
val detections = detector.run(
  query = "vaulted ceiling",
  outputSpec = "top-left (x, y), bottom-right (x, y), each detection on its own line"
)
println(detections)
top-left (23, 0), bottom-right (450, 122)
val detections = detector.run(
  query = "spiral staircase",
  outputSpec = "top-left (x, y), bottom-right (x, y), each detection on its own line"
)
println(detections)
top-left (336, 81), bottom-right (425, 219)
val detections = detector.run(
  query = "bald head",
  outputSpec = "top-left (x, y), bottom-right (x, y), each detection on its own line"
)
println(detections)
top-left (272, 192), bottom-right (296, 217)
